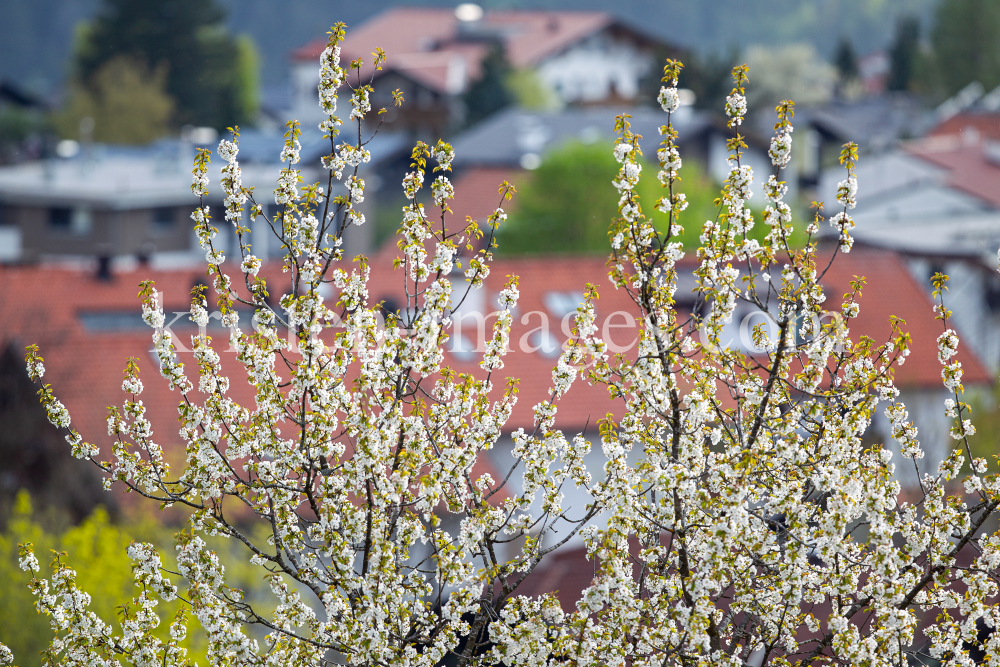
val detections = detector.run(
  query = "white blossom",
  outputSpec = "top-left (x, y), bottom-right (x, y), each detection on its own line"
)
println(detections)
top-left (769, 131), bottom-right (792, 167)
top-left (725, 92), bottom-right (747, 124)
top-left (658, 86), bottom-right (680, 113)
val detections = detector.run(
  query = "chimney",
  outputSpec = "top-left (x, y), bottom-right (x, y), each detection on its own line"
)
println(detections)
top-left (137, 241), bottom-right (156, 267)
top-left (96, 255), bottom-right (112, 281)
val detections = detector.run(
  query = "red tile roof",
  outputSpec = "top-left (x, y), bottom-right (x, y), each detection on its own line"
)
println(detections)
top-left (928, 113), bottom-right (1000, 142)
top-left (449, 247), bottom-right (990, 431)
top-left (906, 135), bottom-right (1000, 209)
top-left (816, 244), bottom-right (991, 388)
top-left (292, 8), bottom-right (617, 95)
top-left (451, 167), bottom-right (524, 227)
top-left (474, 11), bottom-right (616, 69)
top-left (383, 50), bottom-right (474, 95)
top-left (0, 245), bottom-right (984, 498)
top-left (0, 264), bottom-right (511, 506)
top-left (293, 8), bottom-right (458, 63)
top-left (0, 267), bottom-right (266, 468)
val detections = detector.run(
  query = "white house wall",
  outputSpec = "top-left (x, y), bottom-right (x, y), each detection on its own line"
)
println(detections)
top-left (905, 256), bottom-right (1000, 374)
top-left (870, 386), bottom-right (974, 490)
top-left (535, 31), bottom-right (652, 104)
top-left (291, 61), bottom-right (326, 127)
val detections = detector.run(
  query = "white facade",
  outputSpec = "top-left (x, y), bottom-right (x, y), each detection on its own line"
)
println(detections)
top-left (535, 30), bottom-right (652, 104)
top-left (287, 24), bottom-right (655, 128)
top-left (290, 60), bottom-right (326, 128)
top-left (905, 255), bottom-right (1000, 374)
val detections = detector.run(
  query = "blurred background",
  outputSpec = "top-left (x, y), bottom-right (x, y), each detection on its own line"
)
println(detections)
top-left (0, 0), bottom-right (995, 257)
top-left (3, 0), bottom-right (1000, 662)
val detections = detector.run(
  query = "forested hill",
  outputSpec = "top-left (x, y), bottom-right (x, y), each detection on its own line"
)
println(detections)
top-left (0, 0), bottom-right (935, 97)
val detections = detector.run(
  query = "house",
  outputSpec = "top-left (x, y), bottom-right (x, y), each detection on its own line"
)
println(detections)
top-left (0, 237), bottom-right (976, 523)
top-left (816, 133), bottom-right (1000, 374)
top-left (794, 93), bottom-right (932, 188)
top-left (928, 88), bottom-right (1000, 142)
top-left (815, 246), bottom-right (992, 480)
top-left (0, 128), bottom-right (409, 265)
top-left (287, 6), bottom-right (668, 136)
top-left (468, 249), bottom-right (989, 507)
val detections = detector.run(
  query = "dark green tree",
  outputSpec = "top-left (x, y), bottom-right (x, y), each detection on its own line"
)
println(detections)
top-left (931, 0), bottom-right (1000, 96)
top-left (887, 16), bottom-right (920, 91)
top-left (684, 48), bottom-right (739, 111)
top-left (463, 43), bottom-right (511, 127)
top-left (834, 37), bottom-right (858, 82)
top-left (834, 37), bottom-right (859, 98)
top-left (74, 0), bottom-right (258, 131)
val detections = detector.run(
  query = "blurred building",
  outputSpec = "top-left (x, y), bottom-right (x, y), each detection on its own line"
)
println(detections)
top-left (286, 6), bottom-right (669, 136)
top-left (928, 82), bottom-right (1000, 142)
top-left (792, 93), bottom-right (932, 188)
top-left (446, 104), bottom-right (787, 222)
top-left (0, 143), bottom-right (211, 266)
top-left (0, 241), bottom-right (976, 518)
top-left (817, 127), bottom-right (1000, 374)
top-left (0, 128), bottom-right (408, 266)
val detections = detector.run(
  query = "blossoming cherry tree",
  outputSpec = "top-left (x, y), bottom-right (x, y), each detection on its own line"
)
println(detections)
top-left (5, 25), bottom-right (1000, 667)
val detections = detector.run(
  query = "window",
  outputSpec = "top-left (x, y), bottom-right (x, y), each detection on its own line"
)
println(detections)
top-left (49, 207), bottom-right (91, 235)
top-left (49, 207), bottom-right (71, 230)
top-left (152, 207), bottom-right (175, 229)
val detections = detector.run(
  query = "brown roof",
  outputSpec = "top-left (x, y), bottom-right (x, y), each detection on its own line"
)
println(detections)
top-left (906, 135), bottom-right (1000, 209)
top-left (292, 8), bottom-right (619, 95)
